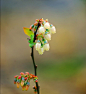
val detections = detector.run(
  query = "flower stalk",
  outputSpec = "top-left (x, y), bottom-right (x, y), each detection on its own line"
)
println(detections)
top-left (31, 22), bottom-right (40, 94)
top-left (31, 46), bottom-right (39, 94)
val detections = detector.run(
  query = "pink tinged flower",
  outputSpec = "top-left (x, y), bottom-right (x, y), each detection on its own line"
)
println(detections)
top-left (44, 22), bottom-right (50, 29)
top-left (35, 43), bottom-right (41, 51)
top-left (43, 43), bottom-right (50, 51)
top-left (38, 47), bottom-right (44, 55)
top-left (50, 26), bottom-right (56, 34)
top-left (14, 75), bottom-right (18, 78)
top-left (45, 34), bottom-right (51, 40)
top-left (20, 72), bottom-right (24, 75)
top-left (24, 77), bottom-right (28, 81)
top-left (18, 76), bottom-right (21, 79)
top-left (21, 81), bottom-right (24, 87)
top-left (38, 26), bottom-right (45, 34)
top-left (25, 72), bottom-right (29, 75)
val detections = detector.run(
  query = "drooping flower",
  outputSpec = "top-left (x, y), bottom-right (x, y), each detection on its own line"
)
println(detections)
top-left (35, 43), bottom-right (41, 51)
top-left (45, 34), bottom-right (51, 41)
top-left (21, 80), bottom-right (24, 87)
top-left (16, 82), bottom-right (20, 88)
top-left (22, 86), bottom-right (26, 91)
top-left (50, 26), bottom-right (56, 34)
top-left (38, 47), bottom-right (44, 55)
top-left (43, 43), bottom-right (50, 51)
top-left (26, 85), bottom-right (29, 91)
top-left (20, 72), bottom-right (24, 75)
top-left (44, 22), bottom-right (50, 29)
top-left (38, 26), bottom-right (45, 34)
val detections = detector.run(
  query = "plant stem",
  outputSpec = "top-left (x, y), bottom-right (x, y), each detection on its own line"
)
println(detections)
top-left (31, 22), bottom-right (40, 94)
top-left (31, 47), bottom-right (39, 94)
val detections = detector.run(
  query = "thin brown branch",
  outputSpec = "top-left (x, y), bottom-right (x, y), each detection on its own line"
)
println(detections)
top-left (31, 22), bottom-right (40, 94)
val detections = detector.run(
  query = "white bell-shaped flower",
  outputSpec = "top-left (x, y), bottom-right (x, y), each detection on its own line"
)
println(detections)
top-left (43, 43), bottom-right (50, 51)
top-left (45, 34), bottom-right (51, 41)
top-left (38, 47), bottom-right (44, 55)
top-left (50, 26), bottom-right (56, 34)
top-left (44, 22), bottom-right (50, 29)
top-left (38, 26), bottom-right (45, 34)
top-left (35, 43), bottom-right (41, 51)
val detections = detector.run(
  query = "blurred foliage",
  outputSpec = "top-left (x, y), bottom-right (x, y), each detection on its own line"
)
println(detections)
top-left (38, 54), bottom-right (86, 80)
top-left (81, 0), bottom-right (86, 4)
top-left (82, 0), bottom-right (86, 3)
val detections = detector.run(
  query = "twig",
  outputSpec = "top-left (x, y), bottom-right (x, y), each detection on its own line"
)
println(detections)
top-left (31, 22), bottom-right (40, 94)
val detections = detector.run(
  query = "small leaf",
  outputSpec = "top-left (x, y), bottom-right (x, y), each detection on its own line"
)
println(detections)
top-left (23, 27), bottom-right (34, 37)
top-left (34, 42), bottom-right (36, 45)
top-left (29, 44), bottom-right (33, 48)
top-left (30, 35), bottom-right (34, 43)
top-left (28, 40), bottom-right (31, 43)
top-left (29, 43), bottom-right (36, 48)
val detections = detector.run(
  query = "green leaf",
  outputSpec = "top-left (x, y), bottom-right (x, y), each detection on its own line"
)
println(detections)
top-left (29, 42), bottom-right (36, 48)
top-left (30, 35), bottom-right (34, 43)
top-left (23, 27), bottom-right (34, 37)
top-left (28, 40), bottom-right (31, 43)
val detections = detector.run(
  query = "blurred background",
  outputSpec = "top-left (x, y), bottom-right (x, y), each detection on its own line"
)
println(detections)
top-left (1, 0), bottom-right (86, 94)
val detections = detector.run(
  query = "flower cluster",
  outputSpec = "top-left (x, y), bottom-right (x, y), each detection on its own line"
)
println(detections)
top-left (23, 18), bottom-right (56, 55)
top-left (14, 72), bottom-right (38, 91)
